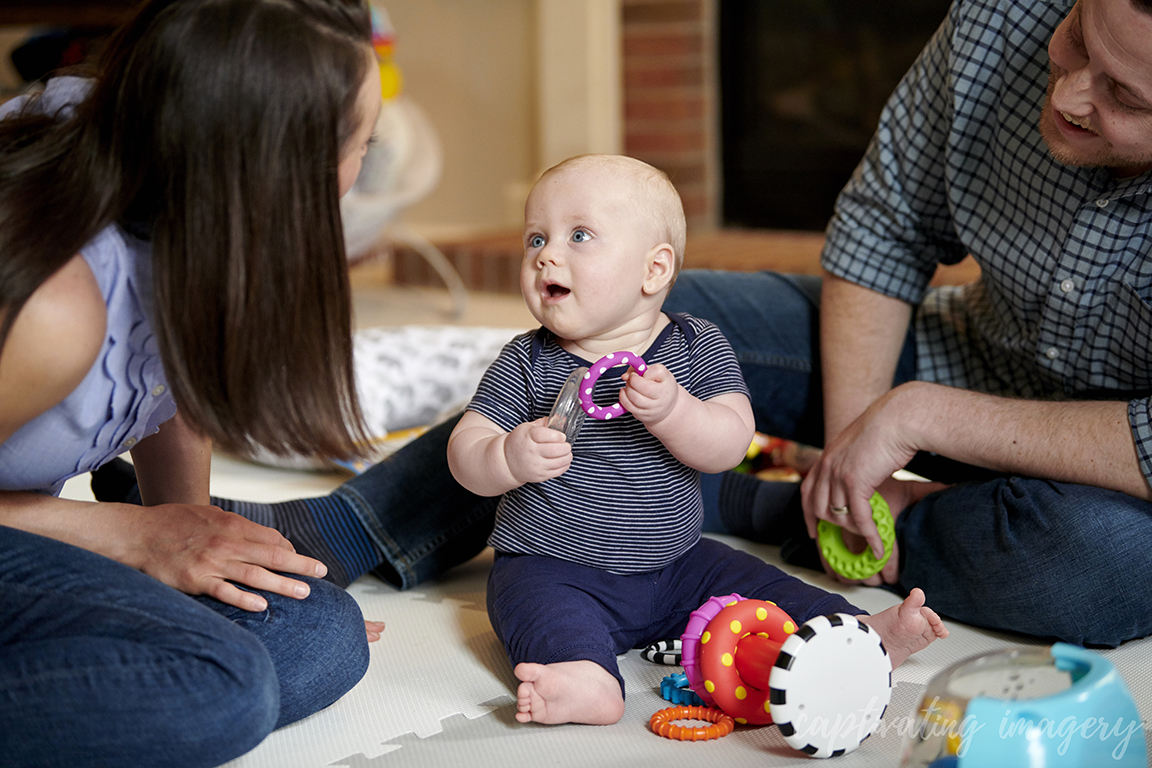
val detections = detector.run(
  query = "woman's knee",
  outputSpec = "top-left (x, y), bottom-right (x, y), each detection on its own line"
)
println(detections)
top-left (313, 577), bottom-right (370, 668)
top-left (0, 638), bottom-right (278, 768)
top-left (271, 577), bottom-right (369, 723)
top-left (189, 634), bottom-right (281, 765)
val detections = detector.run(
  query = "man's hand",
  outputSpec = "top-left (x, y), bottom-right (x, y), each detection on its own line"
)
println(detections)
top-left (809, 475), bottom-right (945, 585)
top-left (503, 417), bottom-right (573, 484)
top-left (802, 386), bottom-right (921, 561)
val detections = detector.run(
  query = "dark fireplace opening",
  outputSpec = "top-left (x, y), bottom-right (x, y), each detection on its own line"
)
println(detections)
top-left (720, 1), bottom-right (951, 231)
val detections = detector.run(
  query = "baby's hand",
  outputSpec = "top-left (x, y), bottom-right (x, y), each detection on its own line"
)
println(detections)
top-left (504, 417), bottom-right (572, 484)
top-left (619, 364), bottom-right (679, 425)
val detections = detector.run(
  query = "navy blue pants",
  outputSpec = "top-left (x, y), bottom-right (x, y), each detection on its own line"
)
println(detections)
top-left (487, 537), bottom-right (858, 695)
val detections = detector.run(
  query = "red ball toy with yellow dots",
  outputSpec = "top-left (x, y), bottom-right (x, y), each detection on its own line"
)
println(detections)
top-left (675, 594), bottom-right (893, 758)
top-left (680, 594), bottom-right (797, 725)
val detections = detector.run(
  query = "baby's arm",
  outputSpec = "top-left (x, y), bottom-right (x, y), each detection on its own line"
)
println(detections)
top-left (620, 365), bottom-right (754, 473)
top-left (447, 410), bottom-right (572, 496)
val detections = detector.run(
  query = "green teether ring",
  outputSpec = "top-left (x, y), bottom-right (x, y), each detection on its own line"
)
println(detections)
top-left (817, 492), bottom-right (895, 580)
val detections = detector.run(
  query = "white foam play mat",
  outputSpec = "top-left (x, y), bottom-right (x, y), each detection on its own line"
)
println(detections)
top-left (59, 449), bottom-right (1152, 768)
top-left (211, 534), bottom-right (1151, 768)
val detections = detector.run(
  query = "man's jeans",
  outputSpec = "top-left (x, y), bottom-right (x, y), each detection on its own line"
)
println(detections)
top-left (335, 415), bottom-right (499, 591)
top-left (666, 269), bottom-right (1152, 647)
top-left (0, 525), bottom-right (369, 768)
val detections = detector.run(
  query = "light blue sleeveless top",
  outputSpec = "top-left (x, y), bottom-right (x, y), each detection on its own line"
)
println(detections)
top-left (0, 78), bottom-right (177, 496)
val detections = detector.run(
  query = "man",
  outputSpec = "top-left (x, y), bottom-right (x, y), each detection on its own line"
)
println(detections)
top-left (667, 0), bottom-right (1152, 647)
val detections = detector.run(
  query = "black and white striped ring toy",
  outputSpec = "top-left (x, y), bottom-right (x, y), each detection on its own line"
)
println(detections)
top-left (640, 638), bottom-right (683, 666)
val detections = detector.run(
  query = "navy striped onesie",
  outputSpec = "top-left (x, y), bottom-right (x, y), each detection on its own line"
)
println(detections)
top-left (468, 312), bottom-right (748, 572)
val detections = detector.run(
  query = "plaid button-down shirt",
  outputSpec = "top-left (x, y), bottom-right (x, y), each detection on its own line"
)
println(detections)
top-left (822, 0), bottom-right (1152, 482)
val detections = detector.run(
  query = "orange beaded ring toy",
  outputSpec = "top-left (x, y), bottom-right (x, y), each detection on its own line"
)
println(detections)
top-left (649, 705), bottom-right (735, 741)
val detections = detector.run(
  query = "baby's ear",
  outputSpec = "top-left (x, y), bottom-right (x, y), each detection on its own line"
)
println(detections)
top-left (643, 243), bottom-right (675, 296)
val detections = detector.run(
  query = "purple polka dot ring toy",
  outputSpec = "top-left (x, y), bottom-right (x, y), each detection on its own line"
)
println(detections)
top-left (580, 352), bottom-right (647, 420)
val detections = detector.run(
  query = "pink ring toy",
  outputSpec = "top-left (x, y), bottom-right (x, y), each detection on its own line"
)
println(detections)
top-left (681, 594), bottom-right (797, 725)
top-left (680, 593), bottom-right (741, 707)
top-left (579, 352), bottom-right (647, 420)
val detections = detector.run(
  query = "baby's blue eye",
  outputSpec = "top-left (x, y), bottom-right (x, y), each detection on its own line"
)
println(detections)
top-left (529, 234), bottom-right (545, 248)
top-left (572, 229), bottom-right (590, 242)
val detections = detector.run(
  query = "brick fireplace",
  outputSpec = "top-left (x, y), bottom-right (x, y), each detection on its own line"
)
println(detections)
top-left (621, 0), bottom-right (718, 231)
top-left (391, 0), bottom-right (978, 294)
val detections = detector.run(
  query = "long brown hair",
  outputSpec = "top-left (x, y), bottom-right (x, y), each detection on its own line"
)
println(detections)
top-left (0, 0), bottom-right (373, 459)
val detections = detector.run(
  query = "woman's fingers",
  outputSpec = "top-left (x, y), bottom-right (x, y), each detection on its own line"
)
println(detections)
top-left (135, 504), bottom-right (333, 610)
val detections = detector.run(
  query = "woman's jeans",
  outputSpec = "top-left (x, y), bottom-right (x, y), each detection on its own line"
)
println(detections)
top-left (0, 525), bottom-right (369, 768)
top-left (343, 269), bottom-right (1152, 647)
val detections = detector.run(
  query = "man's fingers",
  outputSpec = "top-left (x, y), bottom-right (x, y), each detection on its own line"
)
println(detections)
top-left (879, 541), bottom-right (901, 584)
top-left (800, 469), bottom-right (830, 539)
top-left (849, 500), bottom-right (885, 560)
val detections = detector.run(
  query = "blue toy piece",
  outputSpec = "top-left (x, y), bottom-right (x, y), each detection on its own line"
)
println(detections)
top-left (660, 674), bottom-right (704, 707)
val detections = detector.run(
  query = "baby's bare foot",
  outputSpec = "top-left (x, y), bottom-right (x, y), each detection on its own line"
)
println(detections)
top-left (513, 660), bottom-right (624, 725)
top-left (858, 588), bottom-right (948, 668)
top-left (365, 620), bottom-right (385, 643)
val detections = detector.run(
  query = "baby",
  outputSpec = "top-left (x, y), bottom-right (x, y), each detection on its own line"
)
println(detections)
top-left (447, 154), bottom-right (947, 726)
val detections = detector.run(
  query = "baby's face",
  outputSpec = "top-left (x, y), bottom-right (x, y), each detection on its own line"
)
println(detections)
top-left (520, 165), bottom-right (659, 343)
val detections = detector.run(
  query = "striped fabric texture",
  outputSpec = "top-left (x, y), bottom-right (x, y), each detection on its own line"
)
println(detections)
top-left (469, 313), bottom-right (748, 574)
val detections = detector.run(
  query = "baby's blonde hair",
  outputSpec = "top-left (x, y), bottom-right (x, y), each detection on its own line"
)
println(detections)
top-left (539, 154), bottom-right (686, 274)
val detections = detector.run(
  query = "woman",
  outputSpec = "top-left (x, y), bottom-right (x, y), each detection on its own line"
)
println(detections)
top-left (0, 1), bottom-right (394, 765)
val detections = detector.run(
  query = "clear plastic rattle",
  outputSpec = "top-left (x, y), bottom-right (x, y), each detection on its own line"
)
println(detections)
top-left (546, 352), bottom-right (647, 442)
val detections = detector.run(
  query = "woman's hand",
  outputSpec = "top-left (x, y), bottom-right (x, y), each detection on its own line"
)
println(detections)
top-left (122, 502), bottom-right (330, 612)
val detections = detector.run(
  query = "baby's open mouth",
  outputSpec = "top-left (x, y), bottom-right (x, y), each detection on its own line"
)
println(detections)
top-left (546, 284), bottom-right (570, 298)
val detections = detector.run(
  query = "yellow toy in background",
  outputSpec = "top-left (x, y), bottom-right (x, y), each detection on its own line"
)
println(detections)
top-left (371, 6), bottom-right (402, 100)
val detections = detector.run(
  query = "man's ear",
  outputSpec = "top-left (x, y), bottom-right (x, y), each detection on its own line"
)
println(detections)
top-left (643, 243), bottom-right (675, 296)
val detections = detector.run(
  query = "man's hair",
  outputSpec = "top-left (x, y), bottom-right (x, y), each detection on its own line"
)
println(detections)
top-left (542, 154), bottom-right (687, 274)
top-left (1135, 0), bottom-right (1152, 14)
top-left (0, 0), bottom-right (374, 459)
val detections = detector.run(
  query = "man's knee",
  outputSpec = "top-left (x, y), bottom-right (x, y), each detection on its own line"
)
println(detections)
top-left (899, 479), bottom-right (1152, 645)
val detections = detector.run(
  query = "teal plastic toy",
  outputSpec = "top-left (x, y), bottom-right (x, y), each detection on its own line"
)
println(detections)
top-left (816, 492), bottom-right (895, 579)
top-left (900, 643), bottom-right (1147, 767)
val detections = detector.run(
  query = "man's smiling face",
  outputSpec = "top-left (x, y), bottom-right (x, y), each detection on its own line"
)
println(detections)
top-left (1039, 0), bottom-right (1152, 176)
